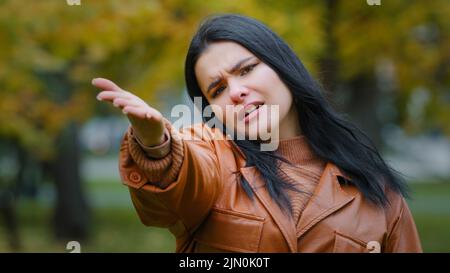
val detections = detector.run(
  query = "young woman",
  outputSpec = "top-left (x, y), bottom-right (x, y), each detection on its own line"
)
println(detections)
top-left (93, 14), bottom-right (422, 253)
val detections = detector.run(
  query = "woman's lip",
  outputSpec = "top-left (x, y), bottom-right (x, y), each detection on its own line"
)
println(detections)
top-left (244, 104), bottom-right (263, 124)
top-left (244, 101), bottom-right (264, 109)
top-left (240, 102), bottom-right (264, 119)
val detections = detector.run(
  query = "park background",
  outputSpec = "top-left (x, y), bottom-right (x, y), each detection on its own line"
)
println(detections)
top-left (0, 0), bottom-right (449, 252)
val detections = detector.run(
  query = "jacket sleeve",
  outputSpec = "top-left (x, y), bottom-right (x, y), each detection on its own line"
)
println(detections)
top-left (384, 191), bottom-right (423, 253)
top-left (118, 119), bottom-right (222, 237)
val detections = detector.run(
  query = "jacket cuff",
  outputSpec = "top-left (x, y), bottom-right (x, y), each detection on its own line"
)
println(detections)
top-left (126, 119), bottom-right (184, 188)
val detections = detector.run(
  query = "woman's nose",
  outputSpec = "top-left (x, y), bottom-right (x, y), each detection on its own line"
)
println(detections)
top-left (228, 80), bottom-right (249, 103)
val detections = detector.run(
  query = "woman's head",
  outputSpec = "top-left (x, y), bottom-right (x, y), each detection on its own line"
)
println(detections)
top-left (185, 14), bottom-right (408, 211)
top-left (194, 41), bottom-right (300, 141)
top-left (185, 14), bottom-right (323, 141)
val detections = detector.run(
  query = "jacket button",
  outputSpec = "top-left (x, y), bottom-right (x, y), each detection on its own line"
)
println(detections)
top-left (129, 171), bottom-right (142, 183)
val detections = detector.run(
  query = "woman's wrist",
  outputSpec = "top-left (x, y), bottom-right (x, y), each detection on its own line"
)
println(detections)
top-left (134, 129), bottom-right (167, 147)
top-left (133, 128), bottom-right (166, 147)
top-left (132, 127), bottom-right (171, 159)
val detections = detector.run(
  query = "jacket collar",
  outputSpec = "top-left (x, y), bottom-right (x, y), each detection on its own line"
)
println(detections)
top-left (240, 162), bottom-right (355, 253)
top-left (296, 163), bottom-right (355, 238)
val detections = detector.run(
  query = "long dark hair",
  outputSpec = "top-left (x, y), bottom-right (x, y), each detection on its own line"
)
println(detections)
top-left (184, 14), bottom-right (408, 213)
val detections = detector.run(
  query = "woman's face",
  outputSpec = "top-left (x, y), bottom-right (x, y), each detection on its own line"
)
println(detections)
top-left (195, 41), bottom-right (301, 140)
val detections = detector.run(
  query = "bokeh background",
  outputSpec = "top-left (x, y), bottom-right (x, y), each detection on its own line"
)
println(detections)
top-left (0, 0), bottom-right (449, 252)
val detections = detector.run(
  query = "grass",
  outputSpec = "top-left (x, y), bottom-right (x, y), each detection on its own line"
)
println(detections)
top-left (0, 179), bottom-right (449, 252)
top-left (406, 182), bottom-right (450, 252)
top-left (0, 180), bottom-right (176, 253)
top-left (0, 204), bottom-right (175, 253)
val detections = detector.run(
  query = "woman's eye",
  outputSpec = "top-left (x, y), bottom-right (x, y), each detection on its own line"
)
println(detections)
top-left (240, 63), bottom-right (258, 76)
top-left (212, 85), bottom-right (225, 98)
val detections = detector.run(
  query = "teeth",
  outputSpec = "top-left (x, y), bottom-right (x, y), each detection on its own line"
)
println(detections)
top-left (244, 104), bottom-right (262, 116)
top-left (245, 105), bottom-right (258, 115)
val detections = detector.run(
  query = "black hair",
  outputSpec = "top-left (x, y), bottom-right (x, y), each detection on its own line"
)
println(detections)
top-left (184, 14), bottom-right (408, 214)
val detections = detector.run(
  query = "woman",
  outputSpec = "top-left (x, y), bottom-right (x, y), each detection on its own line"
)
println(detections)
top-left (93, 14), bottom-right (422, 253)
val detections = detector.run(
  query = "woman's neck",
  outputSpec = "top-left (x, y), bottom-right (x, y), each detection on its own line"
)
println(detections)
top-left (276, 135), bottom-right (318, 165)
top-left (277, 104), bottom-right (302, 140)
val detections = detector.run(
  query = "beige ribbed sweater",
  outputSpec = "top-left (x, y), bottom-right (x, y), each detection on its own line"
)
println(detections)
top-left (275, 135), bottom-right (326, 229)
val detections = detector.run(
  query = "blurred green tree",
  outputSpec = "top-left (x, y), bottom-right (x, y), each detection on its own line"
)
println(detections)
top-left (324, 0), bottom-right (449, 145)
top-left (0, 0), bottom-right (325, 245)
top-left (0, 0), bottom-right (448, 249)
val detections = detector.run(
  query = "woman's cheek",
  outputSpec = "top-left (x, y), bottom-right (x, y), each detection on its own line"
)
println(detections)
top-left (255, 65), bottom-right (277, 86)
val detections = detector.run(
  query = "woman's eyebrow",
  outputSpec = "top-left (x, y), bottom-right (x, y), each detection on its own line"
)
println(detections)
top-left (206, 56), bottom-right (255, 94)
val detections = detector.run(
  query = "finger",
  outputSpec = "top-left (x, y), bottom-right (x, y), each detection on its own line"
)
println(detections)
top-left (112, 98), bottom-right (141, 108)
top-left (145, 107), bottom-right (163, 122)
top-left (122, 105), bottom-right (150, 119)
top-left (92, 78), bottom-right (123, 92)
top-left (97, 90), bottom-right (132, 102)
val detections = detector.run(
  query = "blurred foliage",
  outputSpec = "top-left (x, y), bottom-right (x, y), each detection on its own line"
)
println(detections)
top-left (335, 0), bottom-right (449, 136)
top-left (0, 0), bottom-right (319, 160)
top-left (0, 0), bottom-right (448, 160)
top-left (0, 0), bottom-right (448, 253)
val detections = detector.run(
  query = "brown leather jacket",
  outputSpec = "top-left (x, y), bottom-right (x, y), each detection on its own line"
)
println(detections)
top-left (119, 121), bottom-right (422, 253)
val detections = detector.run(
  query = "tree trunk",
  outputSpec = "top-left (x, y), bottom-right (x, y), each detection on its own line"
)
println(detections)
top-left (0, 196), bottom-right (21, 251)
top-left (346, 75), bottom-right (383, 148)
top-left (318, 0), bottom-right (339, 94)
top-left (51, 121), bottom-right (90, 242)
top-left (318, 0), bottom-right (382, 147)
top-left (36, 70), bottom-right (91, 242)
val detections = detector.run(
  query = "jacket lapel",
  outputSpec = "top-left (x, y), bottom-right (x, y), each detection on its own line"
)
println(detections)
top-left (296, 162), bottom-right (355, 238)
top-left (240, 166), bottom-right (298, 253)
top-left (240, 162), bottom-right (355, 252)
top-left (232, 140), bottom-right (355, 252)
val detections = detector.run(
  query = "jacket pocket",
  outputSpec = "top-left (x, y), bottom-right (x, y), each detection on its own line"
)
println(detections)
top-left (333, 231), bottom-right (372, 253)
top-left (193, 208), bottom-right (265, 253)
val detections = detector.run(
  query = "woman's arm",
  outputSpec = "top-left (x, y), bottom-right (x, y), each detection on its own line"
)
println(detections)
top-left (94, 78), bottom-right (221, 237)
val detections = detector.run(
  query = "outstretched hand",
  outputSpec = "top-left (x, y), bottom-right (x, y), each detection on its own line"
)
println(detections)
top-left (93, 77), bottom-right (166, 147)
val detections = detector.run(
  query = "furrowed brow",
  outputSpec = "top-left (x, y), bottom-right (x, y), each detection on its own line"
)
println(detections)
top-left (206, 56), bottom-right (254, 94)
top-left (229, 56), bottom-right (254, 74)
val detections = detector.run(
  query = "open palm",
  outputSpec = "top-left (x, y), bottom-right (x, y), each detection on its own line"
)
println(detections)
top-left (93, 78), bottom-right (165, 147)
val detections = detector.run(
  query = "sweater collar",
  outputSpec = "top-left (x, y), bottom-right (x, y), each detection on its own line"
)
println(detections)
top-left (276, 135), bottom-right (318, 165)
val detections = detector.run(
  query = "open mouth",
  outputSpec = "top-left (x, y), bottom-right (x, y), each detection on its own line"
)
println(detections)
top-left (244, 103), bottom-right (264, 118)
